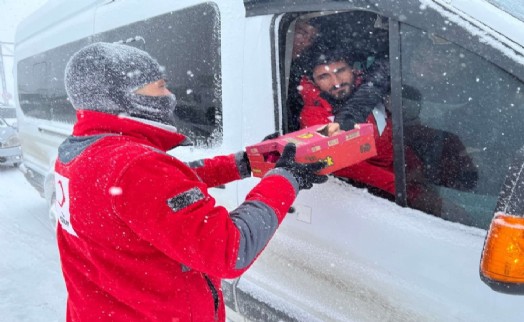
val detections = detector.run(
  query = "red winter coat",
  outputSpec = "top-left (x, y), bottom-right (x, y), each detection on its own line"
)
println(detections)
top-left (54, 110), bottom-right (298, 322)
top-left (299, 77), bottom-right (395, 195)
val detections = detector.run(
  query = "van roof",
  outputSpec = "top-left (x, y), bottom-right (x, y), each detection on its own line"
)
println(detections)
top-left (15, 0), bottom-right (524, 60)
top-left (245, 0), bottom-right (524, 48)
top-left (15, 0), bottom-right (103, 45)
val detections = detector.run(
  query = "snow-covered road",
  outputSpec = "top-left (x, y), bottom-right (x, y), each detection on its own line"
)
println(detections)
top-left (0, 167), bottom-right (66, 321)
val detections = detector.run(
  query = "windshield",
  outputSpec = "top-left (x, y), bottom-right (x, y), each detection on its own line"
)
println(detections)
top-left (485, 0), bottom-right (524, 21)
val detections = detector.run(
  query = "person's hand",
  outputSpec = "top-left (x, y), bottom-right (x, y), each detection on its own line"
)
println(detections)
top-left (317, 123), bottom-right (341, 137)
top-left (326, 123), bottom-right (341, 136)
top-left (237, 151), bottom-right (252, 178)
top-left (274, 143), bottom-right (328, 190)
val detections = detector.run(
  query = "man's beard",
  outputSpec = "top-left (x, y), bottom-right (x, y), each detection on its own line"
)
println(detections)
top-left (322, 83), bottom-right (354, 103)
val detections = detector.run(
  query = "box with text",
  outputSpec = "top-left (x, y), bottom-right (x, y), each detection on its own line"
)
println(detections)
top-left (246, 123), bottom-right (377, 177)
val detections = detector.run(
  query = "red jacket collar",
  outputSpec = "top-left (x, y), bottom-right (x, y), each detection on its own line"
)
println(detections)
top-left (73, 110), bottom-right (190, 151)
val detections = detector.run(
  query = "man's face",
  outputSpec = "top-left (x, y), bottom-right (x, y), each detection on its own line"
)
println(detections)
top-left (312, 61), bottom-right (354, 100)
top-left (292, 21), bottom-right (318, 59)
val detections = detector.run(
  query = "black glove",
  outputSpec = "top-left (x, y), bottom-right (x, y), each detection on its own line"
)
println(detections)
top-left (237, 151), bottom-right (252, 178)
top-left (274, 143), bottom-right (328, 190)
top-left (333, 59), bottom-right (391, 131)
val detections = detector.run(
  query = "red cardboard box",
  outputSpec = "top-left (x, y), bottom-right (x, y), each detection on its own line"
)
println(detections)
top-left (246, 123), bottom-right (377, 177)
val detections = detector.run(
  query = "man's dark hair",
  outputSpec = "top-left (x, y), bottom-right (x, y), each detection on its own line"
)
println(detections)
top-left (304, 45), bottom-right (353, 78)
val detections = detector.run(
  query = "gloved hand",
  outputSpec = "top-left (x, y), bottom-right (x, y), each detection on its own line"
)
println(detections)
top-left (333, 59), bottom-right (390, 131)
top-left (274, 143), bottom-right (328, 190)
top-left (240, 132), bottom-right (282, 177)
top-left (237, 151), bottom-right (252, 178)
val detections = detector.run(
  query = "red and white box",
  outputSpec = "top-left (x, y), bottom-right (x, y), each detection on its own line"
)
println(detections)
top-left (246, 123), bottom-right (377, 177)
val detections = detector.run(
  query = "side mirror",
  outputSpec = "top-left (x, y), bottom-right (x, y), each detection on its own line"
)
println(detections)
top-left (480, 146), bottom-right (524, 294)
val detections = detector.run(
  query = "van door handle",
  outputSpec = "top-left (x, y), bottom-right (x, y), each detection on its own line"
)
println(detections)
top-left (38, 125), bottom-right (71, 138)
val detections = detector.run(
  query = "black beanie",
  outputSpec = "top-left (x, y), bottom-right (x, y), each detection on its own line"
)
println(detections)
top-left (304, 46), bottom-right (353, 78)
top-left (64, 42), bottom-right (165, 114)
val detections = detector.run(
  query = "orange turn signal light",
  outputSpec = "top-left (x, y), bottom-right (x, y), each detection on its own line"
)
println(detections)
top-left (480, 212), bottom-right (524, 294)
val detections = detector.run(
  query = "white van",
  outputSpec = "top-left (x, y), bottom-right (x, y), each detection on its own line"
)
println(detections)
top-left (14, 0), bottom-right (524, 321)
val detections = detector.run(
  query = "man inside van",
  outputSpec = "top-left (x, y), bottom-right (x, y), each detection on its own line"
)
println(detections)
top-left (286, 18), bottom-right (320, 132)
top-left (298, 46), bottom-right (395, 195)
top-left (55, 42), bottom-right (327, 322)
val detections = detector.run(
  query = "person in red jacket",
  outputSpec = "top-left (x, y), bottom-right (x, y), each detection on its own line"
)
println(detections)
top-left (55, 42), bottom-right (327, 322)
top-left (298, 47), bottom-right (396, 195)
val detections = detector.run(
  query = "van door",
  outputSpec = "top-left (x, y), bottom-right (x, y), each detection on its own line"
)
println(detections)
top-left (94, 0), bottom-right (247, 210)
top-left (229, 1), bottom-right (524, 321)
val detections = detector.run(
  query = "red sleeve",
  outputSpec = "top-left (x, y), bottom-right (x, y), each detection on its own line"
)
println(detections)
top-left (189, 153), bottom-right (244, 187)
top-left (298, 77), bottom-right (333, 128)
top-left (299, 105), bottom-right (334, 128)
top-left (113, 151), bottom-right (296, 278)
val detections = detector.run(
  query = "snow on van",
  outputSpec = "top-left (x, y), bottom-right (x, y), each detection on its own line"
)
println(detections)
top-left (14, 0), bottom-right (524, 321)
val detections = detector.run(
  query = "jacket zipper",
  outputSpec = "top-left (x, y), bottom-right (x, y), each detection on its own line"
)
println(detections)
top-left (204, 274), bottom-right (219, 321)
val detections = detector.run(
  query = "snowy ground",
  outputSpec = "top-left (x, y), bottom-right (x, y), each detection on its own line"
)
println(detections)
top-left (1, 164), bottom-right (523, 322)
top-left (0, 166), bottom-right (66, 322)
top-left (0, 167), bottom-right (242, 322)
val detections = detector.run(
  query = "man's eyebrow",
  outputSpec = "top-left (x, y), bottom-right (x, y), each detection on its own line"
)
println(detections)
top-left (314, 71), bottom-right (330, 79)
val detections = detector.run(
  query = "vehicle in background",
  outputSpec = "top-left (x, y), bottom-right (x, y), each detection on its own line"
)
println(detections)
top-left (14, 0), bottom-right (524, 321)
top-left (0, 114), bottom-right (21, 167)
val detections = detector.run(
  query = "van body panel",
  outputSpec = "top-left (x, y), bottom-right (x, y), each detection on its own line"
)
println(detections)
top-left (236, 14), bottom-right (282, 203)
top-left (14, 0), bottom-right (101, 47)
top-left (235, 182), bottom-right (524, 321)
top-left (451, 0), bottom-right (524, 48)
top-left (14, 0), bottom-right (524, 321)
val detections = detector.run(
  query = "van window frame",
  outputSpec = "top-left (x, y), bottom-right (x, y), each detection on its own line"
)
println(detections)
top-left (17, 3), bottom-right (223, 148)
top-left (274, 6), bottom-right (524, 228)
top-left (275, 10), bottom-right (409, 204)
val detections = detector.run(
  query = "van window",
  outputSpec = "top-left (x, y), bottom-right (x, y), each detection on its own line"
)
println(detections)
top-left (96, 3), bottom-right (222, 147)
top-left (18, 3), bottom-right (221, 147)
top-left (281, 11), bottom-right (394, 200)
top-left (400, 24), bottom-right (524, 228)
top-left (18, 39), bottom-right (87, 124)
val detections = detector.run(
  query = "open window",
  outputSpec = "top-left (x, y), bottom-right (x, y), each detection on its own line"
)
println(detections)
top-left (281, 11), bottom-right (389, 133)
top-left (278, 11), bottom-right (394, 199)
